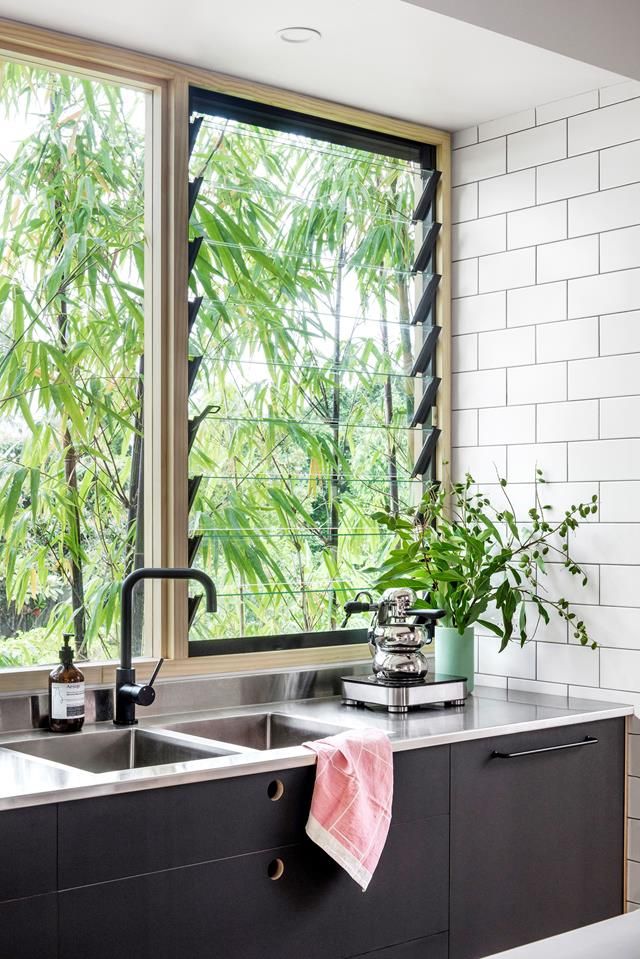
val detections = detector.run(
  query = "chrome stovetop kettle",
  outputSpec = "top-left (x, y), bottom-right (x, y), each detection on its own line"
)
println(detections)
top-left (342, 587), bottom-right (446, 684)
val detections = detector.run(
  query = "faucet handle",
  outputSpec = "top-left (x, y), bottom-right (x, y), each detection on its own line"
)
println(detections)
top-left (135, 657), bottom-right (164, 707)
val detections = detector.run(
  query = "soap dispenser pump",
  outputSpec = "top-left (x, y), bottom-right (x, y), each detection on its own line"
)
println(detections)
top-left (49, 634), bottom-right (85, 733)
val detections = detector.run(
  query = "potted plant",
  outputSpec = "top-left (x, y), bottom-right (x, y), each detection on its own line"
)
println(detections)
top-left (370, 472), bottom-right (597, 690)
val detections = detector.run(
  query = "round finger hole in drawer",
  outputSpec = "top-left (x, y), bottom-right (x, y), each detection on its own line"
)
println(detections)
top-left (268, 858), bottom-right (285, 881)
top-left (267, 779), bottom-right (285, 801)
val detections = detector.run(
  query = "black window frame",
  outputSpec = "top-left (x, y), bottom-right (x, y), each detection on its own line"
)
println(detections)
top-left (186, 86), bottom-right (439, 657)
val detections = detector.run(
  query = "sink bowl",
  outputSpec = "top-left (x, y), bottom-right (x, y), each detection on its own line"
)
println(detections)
top-left (164, 712), bottom-right (348, 750)
top-left (4, 727), bottom-right (237, 774)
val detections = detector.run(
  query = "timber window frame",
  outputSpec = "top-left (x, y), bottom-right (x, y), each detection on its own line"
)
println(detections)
top-left (0, 15), bottom-right (451, 690)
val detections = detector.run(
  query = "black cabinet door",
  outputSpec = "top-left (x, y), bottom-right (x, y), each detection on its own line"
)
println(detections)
top-left (450, 718), bottom-right (625, 959)
top-left (0, 805), bottom-right (57, 902)
top-left (349, 932), bottom-right (448, 958)
top-left (59, 817), bottom-right (448, 959)
top-left (59, 764), bottom-right (316, 886)
top-left (0, 893), bottom-right (57, 959)
top-left (59, 746), bottom-right (449, 887)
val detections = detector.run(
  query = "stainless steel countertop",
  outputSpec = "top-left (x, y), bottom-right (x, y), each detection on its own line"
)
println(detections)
top-left (0, 684), bottom-right (632, 810)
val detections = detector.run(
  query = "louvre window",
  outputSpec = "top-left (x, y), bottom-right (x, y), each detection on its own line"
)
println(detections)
top-left (186, 88), bottom-right (442, 654)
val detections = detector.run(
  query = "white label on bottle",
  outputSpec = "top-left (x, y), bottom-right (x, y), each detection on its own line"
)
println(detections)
top-left (51, 682), bottom-right (85, 720)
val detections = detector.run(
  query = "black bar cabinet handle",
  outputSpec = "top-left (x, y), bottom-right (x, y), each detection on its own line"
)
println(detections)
top-left (491, 736), bottom-right (598, 760)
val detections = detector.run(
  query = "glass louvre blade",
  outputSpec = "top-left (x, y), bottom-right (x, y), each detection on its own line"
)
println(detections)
top-left (412, 169), bottom-right (441, 223)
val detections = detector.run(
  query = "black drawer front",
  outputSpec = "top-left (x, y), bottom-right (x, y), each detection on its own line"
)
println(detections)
top-left (0, 805), bottom-right (57, 902)
top-left (61, 746), bottom-right (449, 887)
top-left (59, 764), bottom-right (315, 886)
top-left (0, 894), bottom-right (57, 959)
top-left (350, 932), bottom-right (448, 958)
top-left (450, 718), bottom-right (625, 959)
top-left (60, 817), bottom-right (449, 959)
top-left (393, 745), bottom-right (449, 822)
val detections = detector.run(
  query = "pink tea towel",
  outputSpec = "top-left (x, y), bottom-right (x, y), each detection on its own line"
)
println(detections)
top-left (303, 728), bottom-right (393, 891)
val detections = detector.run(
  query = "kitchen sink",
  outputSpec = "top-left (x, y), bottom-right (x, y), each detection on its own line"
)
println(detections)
top-left (3, 727), bottom-right (237, 774)
top-left (164, 712), bottom-right (348, 750)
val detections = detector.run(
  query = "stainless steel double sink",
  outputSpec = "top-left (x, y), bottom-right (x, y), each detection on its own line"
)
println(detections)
top-left (0, 712), bottom-right (348, 775)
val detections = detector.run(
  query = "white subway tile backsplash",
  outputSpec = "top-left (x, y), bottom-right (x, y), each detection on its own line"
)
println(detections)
top-left (452, 92), bottom-right (640, 805)
top-left (568, 269), bottom-right (640, 319)
top-left (452, 182), bottom-right (478, 223)
top-left (478, 636), bottom-right (536, 679)
top-left (479, 109), bottom-right (536, 142)
top-left (569, 353), bottom-right (640, 399)
top-left (452, 445), bottom-right (507, 483)
top-left (601, 648), bottom-right (640, 692)
top-left (537, 235), bottom-right (598, 283)
top-left (600, 311), bottom-right (640, 355)
top-left (569, 439), bottom-right (640, 481)
top-left (474, 673), bottom-right (508, 690)
top-left (536, 152), bottom-right (599, 204)
top-left (631, 777), bottom-right (640, 819)
top-left (537, 642), bottom-right (599, 686)
top-left (478, 405), bottom-right (535, 445)
top-left (507, 281), bottom-right (567, 328)
top-left (508, 120), bottom-right (566, 172)
top-left (478, 326), bottom-right (535, 369)
top-left (537, 91), bottom-right (599, 125)
top-left (508, 201), bottom-right (567, 250)
top-left (478, 169), bottom-right (535, 217)
top-left (452, 368), bottom-right (506, 410)
top-left (600, 566), bottom-right (640, 607)
top-left (537, 399), bottom-right (598, 442)
top-left (600, 225), bottom-right (640, 273)
top-left (570, 524), bottom-right (640, 565)
top-left (569, 97), bottom-right (640, 155)
top-left (453, 126), bottom-right (479, 150)
top-left (508, 361), bottom-right (567, 405)
top-left (546, 562), bottom-right (600, 606)
top-left (453, 137), bottom-right (506, 186)
top-left (599, 483), bottom-right (640, 522)
top-left (452, 258), bottom-right (478, 298)
top-left (452, 409), bottom-right (478, 447)
top-left (537, 316), bottom-right (598, 362)
top-left (479, 248), bottom-right (536, 293)
top-left (453, 291), bottom-right (506, 334)
top-left (599, 81), bottom-right (640, 107)
top-left (601, 397), bottom-right (640, 439)
top-left (452, 333), bottom-right (478, 372)
top-left (569, 604), bottom-right (640, 650)
top-left (569, 183), bottom-right (640, 237)
top-left (600, 140), bottom-right (640, 190)
top-left (629, 816), bottom-right (640, 862)
top-left (629, 862), bottom-right (640, 905)
top-left (508, 678), bottom-right (569, 698)
top-left (452, 214), bottom-right (506, 260)
top-left (507, 443), bottom-right (568, 482)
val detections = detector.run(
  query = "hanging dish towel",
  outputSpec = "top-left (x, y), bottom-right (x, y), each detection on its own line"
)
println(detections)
top-left (303, 728), bottom-right (393, 891)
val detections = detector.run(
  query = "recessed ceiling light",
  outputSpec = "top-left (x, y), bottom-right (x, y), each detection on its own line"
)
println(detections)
top-left (277, 26), bottom-right (322, 44)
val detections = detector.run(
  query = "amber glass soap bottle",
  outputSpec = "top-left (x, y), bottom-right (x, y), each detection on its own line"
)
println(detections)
top-left (49, 635), bottom-right (85, 733)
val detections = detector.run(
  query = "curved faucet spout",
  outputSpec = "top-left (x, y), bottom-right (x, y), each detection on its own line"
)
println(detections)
top-left (115, 566), bottom-right (217, 725)
top-left (120, 567), bottom-right (217, 669)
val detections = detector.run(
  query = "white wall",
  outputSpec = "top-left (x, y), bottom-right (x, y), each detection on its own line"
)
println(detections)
top-left (450, 77), bottom-right (640, 910)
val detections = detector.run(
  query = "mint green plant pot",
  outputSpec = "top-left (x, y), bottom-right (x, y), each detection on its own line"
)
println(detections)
top-left (434, 625), bottom-right (475, 692)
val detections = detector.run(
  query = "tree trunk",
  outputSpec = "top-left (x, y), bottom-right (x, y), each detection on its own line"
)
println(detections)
top-left (380, 303), bottom-right (399, 516)
top-left (126, 355), bottom-right (145, 655)
top-left (328, 243), bottom-right (345, 629)
top-left (58, 295), bottom-right (86, 657)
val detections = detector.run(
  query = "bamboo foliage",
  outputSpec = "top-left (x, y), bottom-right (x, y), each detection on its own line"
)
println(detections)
top-left (188, 117), bottom-right (420, 642)
top-left (0, 62), bottom-right (145, 664)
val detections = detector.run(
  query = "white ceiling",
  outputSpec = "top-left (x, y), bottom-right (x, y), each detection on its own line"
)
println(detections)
top-left (0, 0), bottom-right (626, 131)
